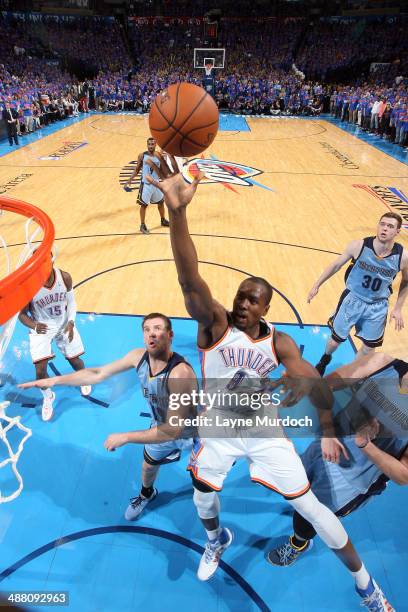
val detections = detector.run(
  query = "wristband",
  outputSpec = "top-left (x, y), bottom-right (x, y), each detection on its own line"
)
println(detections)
top-left (356, 441), bottom-right (369, 449)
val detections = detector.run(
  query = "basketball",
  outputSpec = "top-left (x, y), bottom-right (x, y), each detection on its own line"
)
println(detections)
top-left (148, 82), bottom-right (219, 157)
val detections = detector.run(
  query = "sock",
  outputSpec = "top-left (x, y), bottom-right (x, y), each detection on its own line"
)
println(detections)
top-left (291, 534), bottom-right (309, 550)
top-left (352, 564), bottom-right (371, 591)
top-left (206, 527), bottom-right (221, 542)
top-left (40, 388), bottom-right (53, 399)
top-left (141, 485), bottom-right (154, 499)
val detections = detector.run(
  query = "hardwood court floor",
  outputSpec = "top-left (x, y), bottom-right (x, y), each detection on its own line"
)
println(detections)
top-left (1, 113), bottom-right (407, 356)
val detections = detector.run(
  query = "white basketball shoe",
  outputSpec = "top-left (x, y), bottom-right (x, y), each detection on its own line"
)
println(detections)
top-left (41, 391), bottom-right (56, 421)
top-left (197, 527), bottom-right (233, 581)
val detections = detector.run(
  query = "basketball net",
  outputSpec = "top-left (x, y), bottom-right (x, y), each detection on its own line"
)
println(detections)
top-left (0, 401), bottom-right (32, 503)
top-left (0, 206), bottom-right (48, 503)
top-left (205, 63), bottom-right (213, 77)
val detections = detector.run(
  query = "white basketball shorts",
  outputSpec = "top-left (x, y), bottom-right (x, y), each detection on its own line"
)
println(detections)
top-left (29, 324), bottom-right (85, 363)
top-left (188, 436), bottom-right (310, 498)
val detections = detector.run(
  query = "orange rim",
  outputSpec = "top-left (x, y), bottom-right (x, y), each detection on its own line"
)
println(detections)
top-left (0, 197), bottom-right (55, 325)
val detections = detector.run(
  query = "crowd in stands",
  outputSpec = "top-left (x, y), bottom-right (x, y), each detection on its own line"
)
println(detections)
top-left (1, 11), bottom-right (407, 149)
top-left (330, 85), bottom-right (408, 147)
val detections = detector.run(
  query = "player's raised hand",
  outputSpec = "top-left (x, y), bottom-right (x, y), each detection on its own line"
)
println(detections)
top-left (389, 308), bottom-right (404, 331)
top-left (307, 285), bottom-right (319, 303)
top-left (145, 172), bottom-right (204, 211)
top-left (19, 378), bottom-right (56, 389)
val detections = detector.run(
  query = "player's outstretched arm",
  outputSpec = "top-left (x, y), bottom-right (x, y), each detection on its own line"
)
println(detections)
top-left (275, 331), bottom-right (349, 463)
top-left (104, 363), bottom-right (197, 450)
top-left (146, 173), bottom-right (226, 331)
top-left (358, 439), bottom-right (408, 485)
top-left (307, 239), bottom-right (363, 303)
top-left (325, 352), bottom-right (394, 390)
top-left (19, 349), bottom-right (145, 390)
top-left (389, 250), bottom-right (408, 331)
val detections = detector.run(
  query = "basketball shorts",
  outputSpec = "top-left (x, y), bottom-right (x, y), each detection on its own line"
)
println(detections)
top-left (138, 181), bottom-right (164, 206)
top-left (188, 437), bottom-right (310, 498)
top-left (144, 437), bottom-right (193, 465)
top-left (328, 290), bottom-right (387, 347)
top-left (29, 323), bottom-right (85, 363)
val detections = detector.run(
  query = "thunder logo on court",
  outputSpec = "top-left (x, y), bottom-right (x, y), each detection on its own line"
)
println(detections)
top-left (182, 157), bottom-right (274, 193)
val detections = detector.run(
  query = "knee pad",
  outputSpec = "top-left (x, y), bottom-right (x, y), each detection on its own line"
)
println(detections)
top-left (289, 490), bottom-right (348, 550)
top-left (193, 488), bottom-right (220, 520)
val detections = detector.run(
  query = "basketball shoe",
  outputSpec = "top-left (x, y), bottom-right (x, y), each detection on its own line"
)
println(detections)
top-left (356, 577), bottom-right (395, 611)
top-left (124, 488), bottom-right (158, 520)
top-left (197, 527), bottom-right (233, 581)
top-left (41, 391), bottom-right (55, 421)
top-left (266, 536), bottom-right (313, 566)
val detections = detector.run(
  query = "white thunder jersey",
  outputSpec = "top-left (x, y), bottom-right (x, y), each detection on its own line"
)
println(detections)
top-left (199, 318), bottom-right (279, 415)
top-left (30, 268), bottom-right (69, 331)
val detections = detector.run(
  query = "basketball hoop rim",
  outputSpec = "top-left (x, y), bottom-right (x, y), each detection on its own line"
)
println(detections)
top-left (0, 197), bottom-right (55, 325)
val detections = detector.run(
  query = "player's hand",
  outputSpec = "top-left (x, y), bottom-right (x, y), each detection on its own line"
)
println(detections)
top-left (64, 321), bottom-right (74, 342)
top-left (104, 432), bottom-right (129, 451)
top-left (18, 378), bottom-right (55, 389)
top-left (277, 374), bottom-right (315, 407)
top-left (355, 418), bottom-right (380, 449)
top-left (35, 322), bottom-right (48, 334)
top-left (124, 184), bottom-right (132, 192)
top-left (321, 437), bottom-right (349, 463)
top-left (307, 285), bottom-right (319, 303)
top-left (165, 154), bottom-right (181, 176)
top-left (145, 172), bottom-right (204, 211)
top-left (389, 308), bottom-right (404, 331)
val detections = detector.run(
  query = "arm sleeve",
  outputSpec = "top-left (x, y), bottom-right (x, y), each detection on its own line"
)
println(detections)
top-left (66, 289), bottom-right (77, 323)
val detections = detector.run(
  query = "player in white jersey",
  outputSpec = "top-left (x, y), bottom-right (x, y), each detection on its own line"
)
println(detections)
top-left (146, 170), bottom-right (394, 611)
top-left (124, 137), bottom-right (170, 234)
top-left (18, 265), bottom-right (91, 421)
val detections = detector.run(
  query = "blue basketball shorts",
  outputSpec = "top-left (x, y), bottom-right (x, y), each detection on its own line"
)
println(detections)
top-left (328, 289), bottom-right (388, 347)
top-left (144, 438), bottom-right (193, 465)
top-left (138, 181), bottom-right (164, 206)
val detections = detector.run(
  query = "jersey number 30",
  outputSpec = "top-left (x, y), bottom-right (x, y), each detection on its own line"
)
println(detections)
top-left (362, 275), bottom-right (382, 292)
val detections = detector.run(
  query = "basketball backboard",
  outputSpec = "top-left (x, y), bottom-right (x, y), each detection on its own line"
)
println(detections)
top-left (194, 48), bottom-right (225, 70)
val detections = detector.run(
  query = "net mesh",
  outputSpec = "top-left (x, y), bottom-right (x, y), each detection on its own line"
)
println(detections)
top-left (0, 401), bottom-right (32, 503)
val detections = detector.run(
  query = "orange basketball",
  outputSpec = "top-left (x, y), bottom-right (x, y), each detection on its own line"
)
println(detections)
top-left (148, 82), bottom-right (219, 157)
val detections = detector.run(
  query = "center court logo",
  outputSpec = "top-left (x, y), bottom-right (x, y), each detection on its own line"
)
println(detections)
top-left (39, 141), bottom-right (88, 161)
top-left (182, 157), bottom-right (274, 193)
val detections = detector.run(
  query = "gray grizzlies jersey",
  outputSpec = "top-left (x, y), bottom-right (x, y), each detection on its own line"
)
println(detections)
top-left (345, 236), bottom-right (403, 303)
top-left (141, 152), bottom-right (161, 182)
top-left (136, 351), bottom-right (188, 425)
